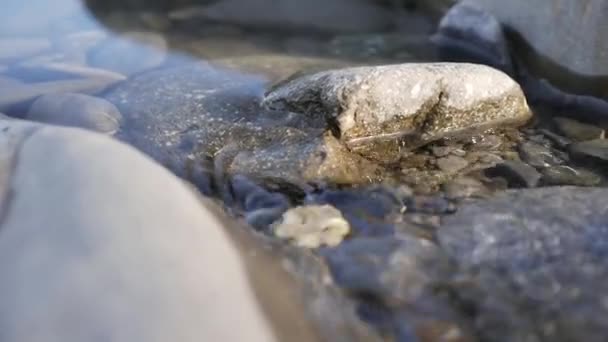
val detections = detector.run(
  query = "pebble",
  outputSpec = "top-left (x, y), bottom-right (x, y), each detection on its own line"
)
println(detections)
top-left (273, 205), bottom-right (351, 248)
top-left (9, 61), bottom-right (126, 83)
top-left (25, 93), bottom-right (123, 134)
top-left (442, 176), bottom-right (490, 199)
top-left (541, 165), bottom-right (602, 186)
top-left (0, 78), bottom-right (122, 113)
top-left (87, 31), bottom-right (168, 76)
top-left (264, 63), bottom-right (531, 163)
top-left (0, 38), bottom-right (51, 61)
top-left (568, 139), bottom-right (608, 162)
top-left (518, 141), bottom-right (563, 168)
top-left (553, 117), bottom-right (605, 141)
top-left (485, 159), bottom-right (541, 188)
top-left (436, 155), bottom-right (469, 173)
top-left (230, 175), bottom-right (290, 230)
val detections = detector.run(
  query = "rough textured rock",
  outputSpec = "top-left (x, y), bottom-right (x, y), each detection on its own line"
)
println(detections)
top-left (439, 187), bottom-right (608, 342)
top-left (0, 121), bottom-right (323, 342)
top-left (26, 93), bottom-right (122, 134)
top-left (264, 63), bottom-right (531, 163)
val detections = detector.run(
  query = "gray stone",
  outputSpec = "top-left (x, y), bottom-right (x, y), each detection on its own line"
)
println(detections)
top-left (553, 117), bottom-right (605, 142)
top-left (169, 0), bottom-right (397, 33)
top-left (0, 121), bottom-right (319, 342)
top-left (568, 139), bottom-right (608, 162)
top-left (541, 165), bottom-right (602, 187)
top-left (485, 159), bottom-right (541, 188)
top-left (518, 141), bottom-right (564, 168)
top-left (436, 155), bottom-right (469, 173)
top-left (87, 31), bottom-right (167, 76)
top-left (433, 2), bottom-right (513, 74)
top-left (442, 176), bottom-right (489, 199)
top-left (438, 187), bottom-right (608, 342)
top-left (464, 0), bottom-right (608, 96)
top-left (264, 63), bottom-right (531, 163)
top-left (26, 93), bottom-right (122, 134)
top-left (0, 78), bottom-right (122, 112)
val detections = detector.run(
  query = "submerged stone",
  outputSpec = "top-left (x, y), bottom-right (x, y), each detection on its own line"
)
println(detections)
top-left (438, 187), bottom-right (608, 342)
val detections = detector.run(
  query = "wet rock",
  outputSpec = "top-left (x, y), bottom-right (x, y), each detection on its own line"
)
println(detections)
top-left (0, 120), bottom-right (318, 342)
top-left (432, 144), bottom-right (462, 157)
top-left (442, 176), bottom-right (490, 199)
top-left (0, 38), bottom-right (51, 62)
top-left (541, 165), bottom-right (602, 187)
top-left (485, 159), bottom-right (541, 188)
top-left (273, 205), bottom-right (350, 248)
top-left (87, 31), bottom-right (167, 76)
top-left (10, 61), bottom-right (126, 83)
top-left (25, 93), bottom-right (122, 134)
top-left (438, 187), bottom-right (608, 342)
top-left (568, 139), bottom-right (608, 163)
top-left (539, 128), bottom-right (572, 149)
top-left (553, 117), bottom-right (605, 142)
top-left (0, 77), bottom-right (122, 113)
top-left (229, 175), bottom-right (290, 230)
top-left (105, 63), bottom-right (386, 186)
top-left (327, 33), bottom-right (435, 61)
top-left (264, 63), bottom-right (531, 163)
top-left (436, 155), bottom-right (469, 173)
top-left (432, 2), bottom-right (513, 74)
top-left (172, 0), bottom-right (396, 33)
top-left (518, 141), bottom-right (563, 168)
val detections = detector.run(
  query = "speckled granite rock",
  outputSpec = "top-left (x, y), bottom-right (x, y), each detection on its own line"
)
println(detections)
top-left (264, 63), bottom-right (531, 163)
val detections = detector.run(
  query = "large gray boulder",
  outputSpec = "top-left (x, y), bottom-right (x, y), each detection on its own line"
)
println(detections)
top-left (0, 121), bottom-right (323, 342)
top-left (464, 0), bottom-right (608, 96)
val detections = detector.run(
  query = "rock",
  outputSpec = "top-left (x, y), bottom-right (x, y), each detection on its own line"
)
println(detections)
top-left (438, 187), bottom-right (608, 342)
top-left (553, 117), bottom-right (605, 142)
top-left (432, 2), bottom-right (513, 74)
top-left (485, 159), bottom-right (541, 188)
top-left (229, 175), bottom-right (290, 230)
top-left (170, 0), bottom-right (396, 33)
top-left (25, 93), bottom-right (122, 134)
top-left (105, 63), bottom-right (386, 186)
top-left (273, 205), bottom-right (350, 248)
top-left (0, 78), bottom-right (123, 113)
top-left (87, 31), bottom-right (167, 76)
top-left (541, 165), bottom-right (602, 187)
top-left (568, 139), bottom-right (608, 162)
top-left (518, 141), bottom-right (564, 168)
top-left (9, 61), bottom-right (126, 83)
top-left (0, 120), bottom-right (324, 342)
top-left (464, 0), bottom-right (608, 97)
top-left (442, 176), bottom-right (490, 199)
top-left (323, 236), bottom-right (474, 340)
top-left (0, 38), bottom-right (51, 62)
top-left (264, 63), bottom-right (531, 163)
top-left (436, 155), bottom-right (469, 173)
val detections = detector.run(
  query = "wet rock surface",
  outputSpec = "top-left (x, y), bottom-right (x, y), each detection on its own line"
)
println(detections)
top-left (264, 63), bottom-right (531, 163)
top-left (439, 187), bottom-right (608, 342)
